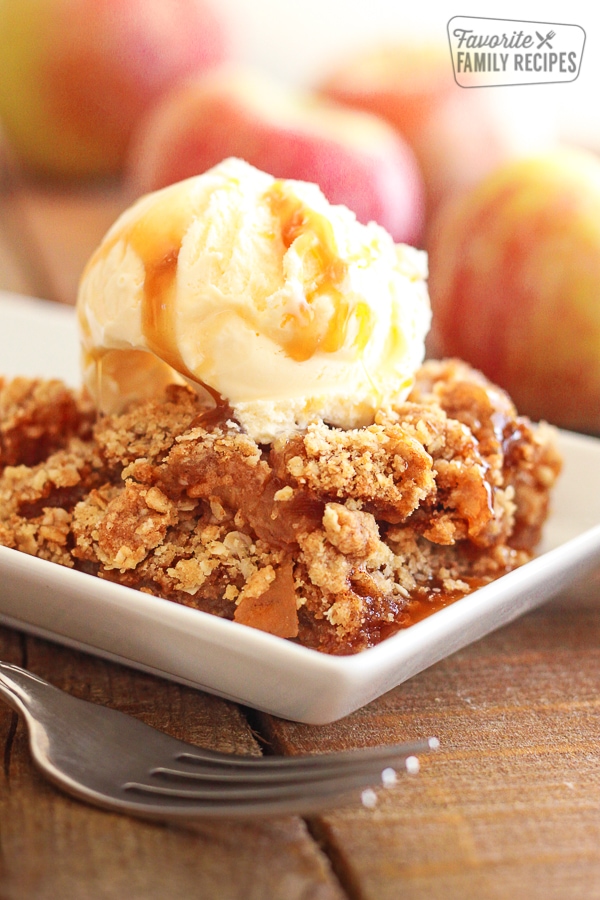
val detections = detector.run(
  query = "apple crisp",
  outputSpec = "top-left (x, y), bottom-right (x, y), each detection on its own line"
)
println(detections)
top-left (0, 360), bottom-right (561, 654)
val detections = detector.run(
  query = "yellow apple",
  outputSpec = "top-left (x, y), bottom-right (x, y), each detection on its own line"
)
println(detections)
top-left (427, 148), bottom-right (600, 433)
top-left (0, 0), bottom-right (228, 180)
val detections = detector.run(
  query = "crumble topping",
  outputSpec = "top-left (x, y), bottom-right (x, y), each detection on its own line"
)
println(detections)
top-left (0, 360), bottom-right (562, 654)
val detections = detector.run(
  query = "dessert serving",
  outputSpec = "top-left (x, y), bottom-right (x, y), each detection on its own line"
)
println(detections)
top-left (0, 158), bottom-right (561, 654)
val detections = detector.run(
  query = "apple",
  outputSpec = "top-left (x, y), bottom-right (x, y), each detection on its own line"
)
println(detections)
top-left (427, 147), bottom-right (600, 434)
top-left (126, 67), bottom-right (425, 245)
top-left (321, 43), bottom-right (554, 226)
top-left (0, 0), bottom-right (228, 180)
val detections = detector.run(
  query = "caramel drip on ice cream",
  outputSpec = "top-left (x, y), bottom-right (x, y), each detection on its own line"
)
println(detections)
top-left (127, 194), bottom-right (232, 414)
top-left (81, 183), bottom-right (196, 382)
top-left (80, 183), bottom-right (232, 412)
top-left (130, 190), bottom-right (192, 378)
top-left (266, 182), bottom-right (375, 362)
top-left (80, 174), bottom-right (383, 419)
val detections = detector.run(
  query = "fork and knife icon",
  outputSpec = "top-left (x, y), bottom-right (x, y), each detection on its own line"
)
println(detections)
top-left (536, 29), bottom-right (556, 49)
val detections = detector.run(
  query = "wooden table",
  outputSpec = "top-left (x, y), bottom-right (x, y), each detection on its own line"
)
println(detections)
top-left (1, 179), bottom-right (600, 900)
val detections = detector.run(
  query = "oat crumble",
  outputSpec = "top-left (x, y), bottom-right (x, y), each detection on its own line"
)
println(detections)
top-left (0, 360), bottom-right (562, 654)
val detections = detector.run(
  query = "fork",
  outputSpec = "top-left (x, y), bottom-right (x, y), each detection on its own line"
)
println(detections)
top-left (0, 661), bottom-right (438, 820)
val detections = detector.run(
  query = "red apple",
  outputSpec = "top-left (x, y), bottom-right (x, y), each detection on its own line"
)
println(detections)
top-left (321, 43), bottom-right (554, 226)
top-left (427, 148), bottom-right (600, 434)
top-left (0, 0), bottom-right (228, 180)
top-left (126, 67), bottom-right (425, 245)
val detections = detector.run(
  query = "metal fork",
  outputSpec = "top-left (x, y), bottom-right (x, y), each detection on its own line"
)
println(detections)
top-left (0, 661), bottom-right (438, 820)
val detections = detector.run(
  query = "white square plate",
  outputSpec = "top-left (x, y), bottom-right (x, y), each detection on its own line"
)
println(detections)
top-left (1, 291), bottom-right (599, 723)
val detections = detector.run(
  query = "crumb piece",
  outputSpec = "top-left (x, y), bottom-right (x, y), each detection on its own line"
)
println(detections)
top-left (0, 377), bottom-right (93, 470)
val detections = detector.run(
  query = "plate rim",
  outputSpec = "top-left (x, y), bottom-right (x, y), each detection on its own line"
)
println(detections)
top-left (1, 291), bottom-right (600, 721)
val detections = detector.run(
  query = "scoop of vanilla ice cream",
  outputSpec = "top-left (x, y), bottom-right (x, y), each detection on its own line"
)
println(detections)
top-left (78, 157), bottom-right (431, 442)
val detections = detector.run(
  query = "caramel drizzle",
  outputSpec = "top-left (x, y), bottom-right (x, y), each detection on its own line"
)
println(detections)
top-left (131, 196), bottom-right (234, 415)
top-left (82, 184), bottom-right (231, 411)
top-left (82, 178), bottom-right (380, 416)
top-left (266, 181), bottom-right (375, 362)
top-left (130, 193), bottom-right (191, 378)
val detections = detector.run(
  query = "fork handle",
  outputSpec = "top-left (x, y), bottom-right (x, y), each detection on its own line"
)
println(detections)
top-left (0, 661), bottom-right (52, 717)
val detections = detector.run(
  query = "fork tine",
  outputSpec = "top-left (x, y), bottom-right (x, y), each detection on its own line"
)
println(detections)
top-left (124, 761), bottom-right (407, 803)
top-left (151, 738), bottom-right (437, 784)
top-left (173, 737), bottom-right (438, 771)
top-left (115, 785), bottom-right (390, 819)
top-left (151, 760), bottom-right (397, 784)
top-left (121, 744), bottom-right (428, 809)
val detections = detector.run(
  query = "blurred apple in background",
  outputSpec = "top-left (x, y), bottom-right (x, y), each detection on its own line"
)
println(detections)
top-left (321, 43), bottom-right (555, 231)
top-left (126, 67), bottom-right (425, 245)
top-left (427, 147), bottom-right (600, 435)
top-left (0, 0), bottom-right (228, 180)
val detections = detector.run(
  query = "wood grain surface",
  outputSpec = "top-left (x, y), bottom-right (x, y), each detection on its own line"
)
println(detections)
top-left (1, 571), bottom-right (599, 899)
top-left (0, 629), bottom-right (344, 900)
top-left (0, 177), bottom-right (128, 305)
top-left (259, 570), bottom-right (600, 900)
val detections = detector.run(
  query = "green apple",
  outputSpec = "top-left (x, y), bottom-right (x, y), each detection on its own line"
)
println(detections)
top-left (0, 0), bottom-right (228, 179)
